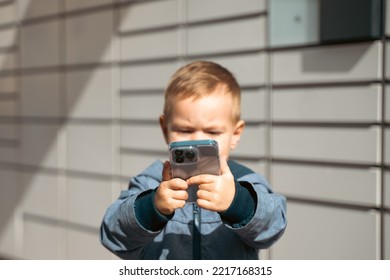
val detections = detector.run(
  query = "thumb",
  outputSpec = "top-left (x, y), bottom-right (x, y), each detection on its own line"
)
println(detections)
top-left (220, 155), bottom-right (231, 175)
top-left (162, 160), bottom-right (172, 181)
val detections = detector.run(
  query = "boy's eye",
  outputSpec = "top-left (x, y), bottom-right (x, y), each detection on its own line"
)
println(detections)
top-left (207, 131), bottom-right (221, 135)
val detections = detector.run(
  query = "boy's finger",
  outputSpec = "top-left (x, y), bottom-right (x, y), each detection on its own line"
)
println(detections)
top-left (162, 160), bottom-right (171, 181)
top-left (220, 155), bottom-right (231, 175)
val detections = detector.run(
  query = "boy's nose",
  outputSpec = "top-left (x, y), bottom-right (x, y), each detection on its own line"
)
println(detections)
top-left (190, 131), bottom-right (207, 140)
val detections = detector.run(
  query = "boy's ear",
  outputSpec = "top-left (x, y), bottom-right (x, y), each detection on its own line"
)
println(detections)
top-left (159, 114), bottom-right (169, 144)
top-left (230, 120), bottom-right (245, 150)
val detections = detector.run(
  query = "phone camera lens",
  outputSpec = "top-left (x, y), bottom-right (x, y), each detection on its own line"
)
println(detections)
top-left (174, 149), bottom-right (183, 156)
top-left (185, 150), bottom-right (196, 161)
top-left (175, 156), bottom-right (184, 163)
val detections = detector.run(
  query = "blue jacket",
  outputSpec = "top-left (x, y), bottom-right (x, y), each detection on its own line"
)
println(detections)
top-left (100, 160), bottom-right (287, 259)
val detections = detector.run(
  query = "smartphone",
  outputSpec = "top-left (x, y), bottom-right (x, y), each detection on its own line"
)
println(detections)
top-left (169, 139), bottom-right (220, 202)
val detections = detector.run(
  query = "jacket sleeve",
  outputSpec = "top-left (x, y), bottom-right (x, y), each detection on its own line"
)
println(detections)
top-left (224, 172), bottom-right (287, 249)
top-left (99, 162), bottom-right (164, 259)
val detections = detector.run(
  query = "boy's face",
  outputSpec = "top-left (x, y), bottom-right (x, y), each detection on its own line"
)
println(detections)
top-left (160, 87), bottom-right (245, 159)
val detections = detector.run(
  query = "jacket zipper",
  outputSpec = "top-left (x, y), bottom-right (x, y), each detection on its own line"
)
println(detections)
top-left (192, 203), bottom-right (201, 260)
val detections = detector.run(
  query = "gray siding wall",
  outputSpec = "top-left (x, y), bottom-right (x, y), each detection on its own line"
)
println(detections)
top-left (0, 0), bottom-right (388, 259)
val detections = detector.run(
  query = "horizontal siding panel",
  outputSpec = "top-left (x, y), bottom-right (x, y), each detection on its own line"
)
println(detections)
top-left (119, 0), bottom-right (179, 32)
top-left (21, 172), bottom-right (59, 219)
top-left (272, 126), bottom-right (380, 164)
top-left (187, 17), bottom-right (265, 56)
top-left (0, 76), bottom-right (16, 93)
top-left (272, 163), bottom-right (379, 206)
top-left (0, 100), bottom-right (16, 116)
top-left (67, 229), bottom-right (113, 259)
top-left (271, 202), bottom-right (378, 259)
top-left (21, 21), bottom-right (60, 68)
top-left (67, 124), bottom-right (112, 174)
top-left (231, 125), bottom-right (266, 158)
top-left (120, 29), bottom-right (180, 61)
top-left (0, 169), bottom-right (18, 257)
top-left (120, 62), bottom-right (180, 90)
top-left (386, 214), bottom-right (390, 259)
top-left (121, 124), bottom-right (166, 151)
top-left (211, 53), bottom-right (267, 86)
top-left (20, 124), bottom-right (59, 169)
top-left (0, 123), bottom-right (17, 141)
top-left (65, 0), bottom-right (113, 12)
top-left (272, 85), bottom-right (380, 123)
top-left (385, 85), bottom-right (390, 122)
top-left (241, 89), bottom-right (266, 122)
top-left (384, 129), bottom-right (390, 165)
top-left (0, 146), bottom-right (17, 163)
top-left (187, 0), bottom-right (265, 22)
top-left (0, 52), bottom-right (17, 70)
top-left (0, 28), bottom-right (17, 48)
top-left (384, 172), bottom-right (390, 208)
top-left (67, 177), bottom-right (113, 227)
top-left (18, 0), bottom-right (61, 20)
top-left (66, 10), bottom-right (114, 65)
top-left (66, 68), bottom-right (112, 119)
top-left (0, 3), bottom-right (16, 25)
top-left (120, 93), bottom-right (163, 121)
top-left (23, 220), bottom-right (62, 259)
top-left (21, 73), bottom-right (61, 118)
top-left (272, 42), bottom-right (381, 84)
top-left (121, 153), bottom-right (166, 180)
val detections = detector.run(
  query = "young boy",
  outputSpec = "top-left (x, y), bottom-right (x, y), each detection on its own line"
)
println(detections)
top-left (100, 61), bottom-right (287, 259)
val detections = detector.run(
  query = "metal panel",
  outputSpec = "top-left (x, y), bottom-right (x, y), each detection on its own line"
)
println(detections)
top-left (66, 68), bottom-right (112, 119)
top-left (271, 202), bottom-right (378, 259)
top-left (187, 17), bottom-right (265, 56)
top-left (272, 126), bottom-right (380, 164)
top-left (187, 0), bottom-right (265, 22)
top-left (119, 0), bottom-right (179, 32)
top-left (272, 85), bottom-right (380, 122)
top-left (272, 42), bottom-right (381, 84)
top-left (65, 10), bottom-right (114, 64)
top-left (21, 21), bottom-right (60, 68)
top-left (272, 163), bottom-right (380, 206)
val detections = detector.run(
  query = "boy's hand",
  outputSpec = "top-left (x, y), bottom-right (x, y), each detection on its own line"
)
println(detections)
top-left (154, 161), bottom-right (188, 216)
top-left (186, 156), bottom-right (235, 212)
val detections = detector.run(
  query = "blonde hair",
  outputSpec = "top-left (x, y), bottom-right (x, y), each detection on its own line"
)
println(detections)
top-left (163, 61), bottom-right (241, 122)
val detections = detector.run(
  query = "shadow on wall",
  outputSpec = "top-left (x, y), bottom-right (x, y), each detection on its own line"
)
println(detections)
top-left (302, 43), bottom-right (371, 73)
top-left (0, 1), bottom-right (122, 259)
